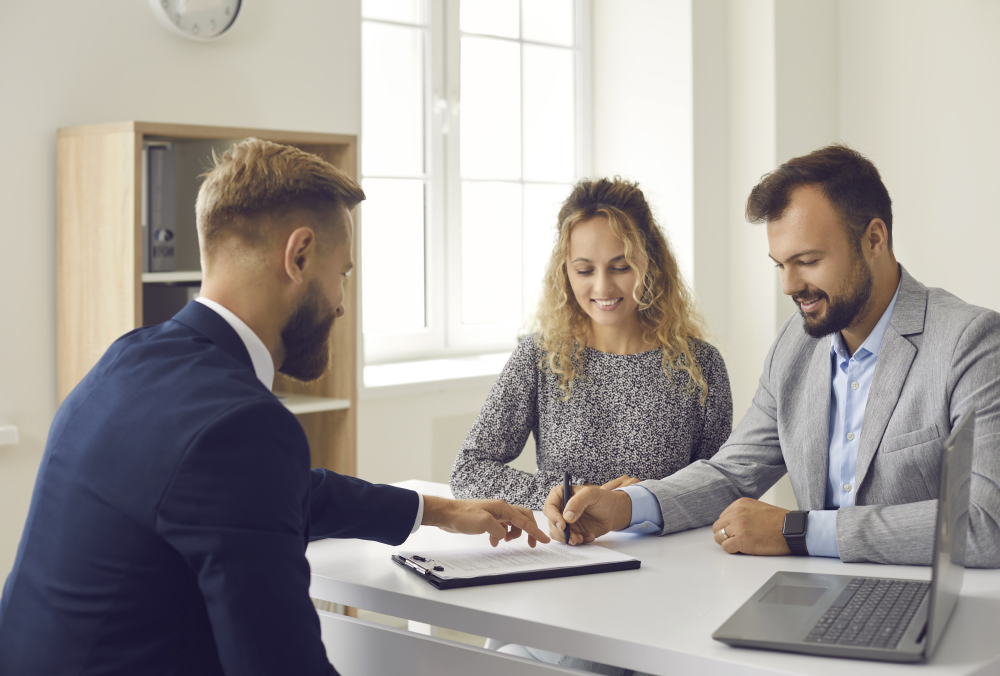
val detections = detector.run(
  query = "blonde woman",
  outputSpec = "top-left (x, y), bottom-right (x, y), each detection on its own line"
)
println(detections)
top-left (450, 177), bottom-right (733, 511)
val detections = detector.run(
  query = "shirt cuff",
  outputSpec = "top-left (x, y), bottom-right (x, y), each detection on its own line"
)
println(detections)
top-left (614, 485), bottom-right (663, 534)
top-left (410, 493), bottom-right (424, 535)
top-left (805, 510), bottom-right (840, 558)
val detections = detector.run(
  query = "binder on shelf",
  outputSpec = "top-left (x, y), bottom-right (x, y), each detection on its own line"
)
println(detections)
top-left (141, 145), bottom-right (149, 273)
top-left (392, 543), bottom-right (640, 590)
top-left (147, 142), bottom-right (176, 273)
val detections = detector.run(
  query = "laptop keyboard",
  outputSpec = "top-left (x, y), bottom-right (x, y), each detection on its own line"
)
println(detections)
top-left (804, 577), bottom-right (930, 649)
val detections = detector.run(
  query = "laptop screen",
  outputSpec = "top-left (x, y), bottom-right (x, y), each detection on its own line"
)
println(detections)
top-left (925, 408), bottom-right (975, 655)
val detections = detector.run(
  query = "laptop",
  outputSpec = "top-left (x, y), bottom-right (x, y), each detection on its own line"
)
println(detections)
top-left (712, 408), bottom-right (975, 663)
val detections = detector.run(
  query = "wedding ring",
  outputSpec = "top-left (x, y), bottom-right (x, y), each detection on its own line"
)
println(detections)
top-left (720, 526), bottom-right (729, 540)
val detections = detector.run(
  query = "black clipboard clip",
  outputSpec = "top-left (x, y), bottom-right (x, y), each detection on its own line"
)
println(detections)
top-left (401, 555), bottom-right (444, 575)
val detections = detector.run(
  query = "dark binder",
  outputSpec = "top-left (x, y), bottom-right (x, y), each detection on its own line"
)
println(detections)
top-left (391, 553), bottom-right (640, 590)
top-left (147, 143), bottom-right (176, 273)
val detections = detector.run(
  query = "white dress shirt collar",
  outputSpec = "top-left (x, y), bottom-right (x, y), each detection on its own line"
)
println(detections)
top-left (195, 297), bottom-right (275, 391)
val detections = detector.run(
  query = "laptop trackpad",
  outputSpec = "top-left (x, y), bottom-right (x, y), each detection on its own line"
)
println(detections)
top-left (759, 585), bottom-right (827, 606)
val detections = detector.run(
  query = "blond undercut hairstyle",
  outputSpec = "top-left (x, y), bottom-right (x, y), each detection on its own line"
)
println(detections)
top-left (534, 177), bottom-right (709, 404)
top-left (196, 138), bottom-right (365, 263)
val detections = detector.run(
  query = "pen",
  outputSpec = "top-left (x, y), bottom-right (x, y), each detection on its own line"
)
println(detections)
top-left (562, 471), bottom-right (572, 545)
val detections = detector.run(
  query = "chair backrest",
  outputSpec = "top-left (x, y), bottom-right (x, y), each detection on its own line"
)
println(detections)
top-left (317, 610), bottom-right (578, 676)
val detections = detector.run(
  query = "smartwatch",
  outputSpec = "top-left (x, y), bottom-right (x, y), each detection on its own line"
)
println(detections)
top-left (782, 510), bottom-right (809, 556)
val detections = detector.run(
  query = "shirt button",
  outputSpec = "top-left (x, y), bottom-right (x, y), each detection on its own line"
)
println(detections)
top-left (851, 382), bottom-right (859, 390)
top-left (844, 484), bottom-right (852, 492)
top-left (847, 432), bottom-right (855, 441)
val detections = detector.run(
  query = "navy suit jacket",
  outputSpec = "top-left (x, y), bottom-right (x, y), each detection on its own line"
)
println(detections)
top-left (0, 302), bottom-right (418, 675)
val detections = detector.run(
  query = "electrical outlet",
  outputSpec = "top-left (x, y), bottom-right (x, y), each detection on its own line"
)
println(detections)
top-left (0, 425), bottom-right (18, 447)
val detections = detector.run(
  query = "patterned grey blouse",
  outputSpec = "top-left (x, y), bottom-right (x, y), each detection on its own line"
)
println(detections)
top-left (450, 335), bottom-right (733, 510)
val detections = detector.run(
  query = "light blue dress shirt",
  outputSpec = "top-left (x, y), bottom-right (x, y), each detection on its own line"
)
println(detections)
top-left (618, 281), bottom-right (902, 557)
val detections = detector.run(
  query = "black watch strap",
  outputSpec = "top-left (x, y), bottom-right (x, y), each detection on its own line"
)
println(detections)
top-left (782, 510), bottom-right (810, 556)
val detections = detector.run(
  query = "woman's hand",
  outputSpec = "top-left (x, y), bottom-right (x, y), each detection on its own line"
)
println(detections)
top-left (601, 474), bottom-right (641, 490)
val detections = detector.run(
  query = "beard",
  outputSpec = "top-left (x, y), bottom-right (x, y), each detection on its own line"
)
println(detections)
top-left (278, 280), bottom-right (336, 382)
top-left (795, 251), bottom-right (875, 339)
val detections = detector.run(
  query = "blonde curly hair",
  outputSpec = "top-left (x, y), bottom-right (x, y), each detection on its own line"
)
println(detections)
top-left (532, 177), bottom-right (709, 403)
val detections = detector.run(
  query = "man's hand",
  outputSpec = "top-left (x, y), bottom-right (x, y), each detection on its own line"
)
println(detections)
top-left (712, 498), bottom-right (791, 555)
top-left (542, 484), bottom-right (632, 545)
top-left (421, 496), bottom-right (551, 548)
top-left (601, 475), bottom-right (641, 490)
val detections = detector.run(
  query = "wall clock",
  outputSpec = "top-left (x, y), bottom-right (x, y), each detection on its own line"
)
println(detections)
top-left (149, 0), bottom-right (243, 42)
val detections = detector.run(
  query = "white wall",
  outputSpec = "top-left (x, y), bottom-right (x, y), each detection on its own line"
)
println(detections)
top-left (691, 0), bottom-right (731, 352)
top-left (357, 380), bottom-right (536, 487)
top-left (840, 0), bottom-right (1000, 313)
top-left (723, 0), bottom-right (779, 420)
top-left (359, 381), bottom-right (491, 485)
top-left (591, 0), bottom-right (695, 287)
top-left (716, 0), bottom-right (839, 421)
top-left (592, 0), bottom-right (838, 419)
top-left (0, 0), bottom-right (362, 580)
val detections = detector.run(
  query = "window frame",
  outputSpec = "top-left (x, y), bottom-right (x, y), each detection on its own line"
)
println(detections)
top-left (359, 4), bottom-right (444, 363)
top-left (361, 0), bottom-right (593, 365)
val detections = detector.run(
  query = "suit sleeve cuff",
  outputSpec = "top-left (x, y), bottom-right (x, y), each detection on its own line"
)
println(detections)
top-left (410, 493), bottom-right (424, 535)
top-left (806, 510), bottom-right (840, 558)
top-left (615, 485), bottom-right (664, 534)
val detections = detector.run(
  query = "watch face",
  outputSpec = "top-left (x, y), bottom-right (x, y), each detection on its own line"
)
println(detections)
top-left (783, 511), bottom-right (807, 535)
top-left (158, 0), bottom-right (241, 39)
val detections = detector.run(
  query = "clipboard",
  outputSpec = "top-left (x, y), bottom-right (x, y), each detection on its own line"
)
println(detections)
top-left (391, 547), bottom-right (641, 590)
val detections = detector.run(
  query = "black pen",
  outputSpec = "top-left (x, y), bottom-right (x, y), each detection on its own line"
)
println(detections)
top-left (562, 471), bottom-right (572, 546)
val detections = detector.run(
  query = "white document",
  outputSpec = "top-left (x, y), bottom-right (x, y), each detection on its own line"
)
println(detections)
top-left (398, 543), bottom-right (638, 580)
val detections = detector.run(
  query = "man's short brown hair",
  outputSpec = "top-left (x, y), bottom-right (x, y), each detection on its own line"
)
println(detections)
top-left (196, 138), bottom-right (365, 257)
top-left (745, 143), bottom-right (893, 250)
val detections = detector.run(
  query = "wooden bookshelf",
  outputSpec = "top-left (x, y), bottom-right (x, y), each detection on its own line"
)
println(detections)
top-left (56, 121), bottom-right (360, 475)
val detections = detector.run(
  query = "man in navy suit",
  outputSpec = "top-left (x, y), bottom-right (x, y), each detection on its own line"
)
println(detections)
top-left (0, 139), bottom-right (549, 675)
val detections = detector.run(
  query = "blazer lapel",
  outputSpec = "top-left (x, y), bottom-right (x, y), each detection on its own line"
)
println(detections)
top-left (799, 340), bottom-right (833, 510)
top-left (855, 266), bottom-right (927, 491)
top-left (855, 328), bottom-right (917, 489)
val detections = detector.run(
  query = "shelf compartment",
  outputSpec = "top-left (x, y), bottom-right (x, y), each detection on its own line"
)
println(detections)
top-left (57, 121), bottom-right (358, 476)
top-left (277, 394), bottom-right (351, 415)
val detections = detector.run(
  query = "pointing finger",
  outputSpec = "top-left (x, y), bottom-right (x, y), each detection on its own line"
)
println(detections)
top-left (504, 506), bottom-right (551, 545)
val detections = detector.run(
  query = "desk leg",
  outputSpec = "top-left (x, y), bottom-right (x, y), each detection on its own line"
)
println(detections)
top-left (407, 621), bottom-right (440, 637)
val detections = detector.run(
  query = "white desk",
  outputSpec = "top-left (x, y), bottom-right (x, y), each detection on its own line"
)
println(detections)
top-left (307, 481), bottom-right (1000, 675)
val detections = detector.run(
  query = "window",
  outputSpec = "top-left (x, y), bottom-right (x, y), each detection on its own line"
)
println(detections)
top-left (361, 0), bottom-right (590, 364)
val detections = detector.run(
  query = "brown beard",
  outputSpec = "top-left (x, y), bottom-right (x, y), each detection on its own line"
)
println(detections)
top-left (795, 247), bottom-right (875, 339)
top-left (278, 280), bottom-right (336, 382)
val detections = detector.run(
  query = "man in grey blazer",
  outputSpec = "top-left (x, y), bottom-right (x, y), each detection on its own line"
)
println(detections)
top-left (544, 144), bottom-right (1000, 571)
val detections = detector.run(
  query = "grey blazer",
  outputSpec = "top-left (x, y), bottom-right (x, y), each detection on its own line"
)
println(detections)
top-left (639, 266), bottom-right (1000, 567)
